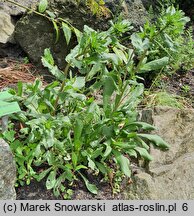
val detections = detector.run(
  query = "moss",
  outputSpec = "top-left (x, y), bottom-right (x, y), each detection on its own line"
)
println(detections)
top-left (85, 0), bottom-right (111, 18)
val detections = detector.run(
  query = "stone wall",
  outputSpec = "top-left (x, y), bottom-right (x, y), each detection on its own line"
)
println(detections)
top-left (0, 139), bottom-right (16, 200)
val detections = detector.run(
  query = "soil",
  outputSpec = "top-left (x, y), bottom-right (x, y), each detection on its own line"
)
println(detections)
top-left (15, 176), bottom-right (129, 200)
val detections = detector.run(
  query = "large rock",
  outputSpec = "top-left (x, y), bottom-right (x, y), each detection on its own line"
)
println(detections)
top-left (127, 107), bottom-right (194, 199)
top-left (0, 11), bottom-right (15, 44)
top-left (0, 139), bottom-right (16, 200)
top-left (14, 0), bottom-right (149, 68)
top-left (14, 0), bottom-right (112, 68)
top-left (0, 0), bottom-right (39, 57)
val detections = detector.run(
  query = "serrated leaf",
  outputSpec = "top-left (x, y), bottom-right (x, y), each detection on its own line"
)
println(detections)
top-left (137, 134), bottom-right (170, 149)
top-left (87, 63), bottom-right (101, 80)
top-left (62, 22), bottom-right (72, 45)
top-left (113, 150), bottom-right (131, 177)
top-left (38, 0), bottom-right (48, 13)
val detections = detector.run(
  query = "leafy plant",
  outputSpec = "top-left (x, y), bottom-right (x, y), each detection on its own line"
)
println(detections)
top-left (137, 5), bottom-right (193, 84)
top-left (3, 18), bottom-right (171, 198)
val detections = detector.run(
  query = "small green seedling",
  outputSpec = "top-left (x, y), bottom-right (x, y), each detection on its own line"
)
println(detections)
top-left (0, 91), bottom-right (21, 132)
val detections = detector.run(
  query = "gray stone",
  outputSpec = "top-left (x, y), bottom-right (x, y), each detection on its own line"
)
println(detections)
top-left (0, 139), bottom-right (16, 200)
top-left (105, 0), bottom-right (148, 27)
top-left (127, 107), bottom-right (194, 199)
top-left (0, 11), bottom-right (15, 43)
top-left (149, 107), bottom-right (194, 169)
top-left (14, 0), bottom-right (149, 69)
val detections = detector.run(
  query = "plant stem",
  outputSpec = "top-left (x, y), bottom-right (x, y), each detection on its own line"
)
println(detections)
top-left (52, 62), bottom-right (71, 116)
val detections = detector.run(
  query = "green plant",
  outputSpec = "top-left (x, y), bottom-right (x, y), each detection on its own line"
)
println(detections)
top-left (138, 5), bottom-right (193, 83)
top-left (2, 18), bottom-right (171, 198)
top-left (181, 85), bottom-right (191, 94)
top-left (143, 91), bottom-right (186, 108)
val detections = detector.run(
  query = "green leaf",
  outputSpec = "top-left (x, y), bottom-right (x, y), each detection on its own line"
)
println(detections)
top-left (126, 149), bottom-right (137, 158)
top-left (113, 47), bottom-right (127, 64)
top-left (95, 162), bottom-right (108, 174)
top-left (87, 63), bottom-right (101, 80)
top-left (41, 49), bottom-right (65, 81)
top-left (88, 157), bottom-right (96, 170)
top-left (17, 81), bottom-right (23, 97)
top-left (38, 0), bottom-right (48, 13)
top-left (72, 77), bottom-right (85, 89)
top-left (0, 101), bottom-right (21, 117)
top-left (131, 33), bottom-right (150, 53)
top-left (52, 20), bottom-right (59, 44)
top-left (72, 152), bottom-right (78, 168)
top-left (35, 167), bottom-right (52, 181)
top-left (78, 172), bottom-right (98, 194)
top-left (135, 147), bottom-right (153, 161)
top-left (140, 57), bottom-right (169, 73)
top-left (103, 76), bottom-right (117, 111)
top-left (74, 119), bottom-right (83, 152)
top-left (103, 143), bottom-right (112, 158)
top-left (62, 22), bottom-right (72, 45)
top-left (137, 134), bottom-right (170, 149)
top-left (73, 27), bottom-right (82, 42)
top-left (42, 48), bottom-right (54, 66)
top-left (3, 130), bottom-right (15, 142)
top-left (46, 10), bottom-right (56, 19)
top-left (75, 165), bottom-right (88, 171)
top-left (46, 170), bottom-right (56, 190)
top-left (0, 91), bottom-right (13, 100)
top-left (113, 150), bottom-right (131, 177)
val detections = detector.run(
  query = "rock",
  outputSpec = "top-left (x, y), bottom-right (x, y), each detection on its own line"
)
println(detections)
top-left (14, 0), bottom-right (112, 68)
top-left (14, 0), bottom-right (149, 69)
top-left (127, 172), bottom-right (158, 199)
top-left (149, 107), bottom-right (194, 169)
top-left (0, 139), bottom-right (16, 200)
top-left (0, 0), bottom-right (39, 16)
top-left (127, 107), bottom-right (194, 199)
top-left (0, 11), bottom-right (15, 44)
top-left (105, 0), bottom-right (148, 27)
top-left (0, 0), bottom-right (39, 56)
